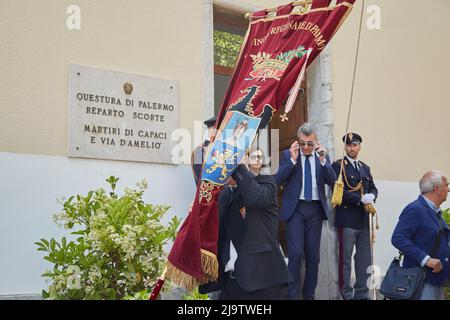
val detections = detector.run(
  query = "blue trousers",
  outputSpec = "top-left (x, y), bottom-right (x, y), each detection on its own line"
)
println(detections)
top-left (286, 200), bottom-right (323, 300)
top-left (420, 283), bottom-right (444, 300)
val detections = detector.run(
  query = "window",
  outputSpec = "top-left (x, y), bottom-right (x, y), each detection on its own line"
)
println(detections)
top-left (214, 30), bottom-right (244, 69)
top-left (213, 5), bottom-right (247, 114)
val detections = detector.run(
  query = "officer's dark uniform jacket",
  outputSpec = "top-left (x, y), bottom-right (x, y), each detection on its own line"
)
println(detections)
top-left (332, 156), bottom-right (378, 230)
top-left (191, 139), bottom-right (210, 185)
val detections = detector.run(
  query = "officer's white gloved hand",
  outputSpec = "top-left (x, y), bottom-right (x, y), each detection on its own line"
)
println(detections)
top-left (361, 193), bottom-right (375, 204)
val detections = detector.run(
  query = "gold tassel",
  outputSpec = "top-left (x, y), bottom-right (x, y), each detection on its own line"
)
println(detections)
top-left (364, 203), bottom-right (377, 216)
top-left (331, 175), bottom-right (344, 208)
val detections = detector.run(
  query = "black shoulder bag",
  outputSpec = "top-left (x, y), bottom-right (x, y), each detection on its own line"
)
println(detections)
top-left (380, 229), bottom-right (443, 300)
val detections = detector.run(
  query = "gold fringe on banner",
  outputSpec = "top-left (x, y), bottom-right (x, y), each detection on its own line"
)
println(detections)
top-left (165, 250), bottom-right (219, 292)
top-left (165, 261), bottom-right (199, 292)
top-left (201, 249), bottom-right (219, 282)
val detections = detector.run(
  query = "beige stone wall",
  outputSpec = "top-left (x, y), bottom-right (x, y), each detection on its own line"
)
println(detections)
top-left (0, 0), bottom-right (204, 156)
top-left (244, 0), bottom-right (285, 10)
top-left (331, 0), bottom-right (450, 181)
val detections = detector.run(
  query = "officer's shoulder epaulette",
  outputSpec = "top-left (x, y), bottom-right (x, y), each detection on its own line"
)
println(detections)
top-left (333, 159), bottom-right (349, 166)
top-left (358, 160), bottom-right (369, 168)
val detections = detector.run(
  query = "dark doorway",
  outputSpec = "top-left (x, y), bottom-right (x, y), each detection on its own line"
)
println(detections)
top-left (213, 3), bottom-right (309, 257)
top-left (270, 82), bottom-right (309, 256)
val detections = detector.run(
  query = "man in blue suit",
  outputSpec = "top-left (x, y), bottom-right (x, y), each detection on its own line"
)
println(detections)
top-left (392, 170), bottom-right (450, 300)
top-left (275, 122), bottom-right (336, 300)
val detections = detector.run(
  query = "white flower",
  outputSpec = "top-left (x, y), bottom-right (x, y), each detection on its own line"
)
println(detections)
top-left (52, 274), bottom-right (67, 291)
top-left (143, 276), bottom-right (155, 288)
top-left (87, 230), bottom-right (102, 250)
top-left (121, 236), bottom-right (137, 260)
top-left (85, 285), bottom-right (94, 295)
top-left (139, 254), bottom-right (158, 273)
top-left (109, 232), bottom-right (121, 245)
top-left (136, 179), bottom-right (148, 190)
top-left (56, 196), bottom-right (67, 206)
top-left (145, 220), bottom-right (158, 229)
top-left (52, 212), bottom-right (68, 228)
top-left (90, 211), bottom-right (107, 226)
top-left (87, 266), bottom-right (102, 284)
top-left (87, 231), bottom-right (98, 242)
top-left (106, 225), bottom-right (115, 234)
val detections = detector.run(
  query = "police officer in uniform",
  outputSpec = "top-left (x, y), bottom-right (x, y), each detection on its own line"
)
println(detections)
top-left (332, 133), bottom-right (378, 300)
top-left (191, 116), bottom-right (216, 185)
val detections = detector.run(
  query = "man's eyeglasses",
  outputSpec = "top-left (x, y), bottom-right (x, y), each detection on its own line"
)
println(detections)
top-left (299, 141), bottom-right (315, 147)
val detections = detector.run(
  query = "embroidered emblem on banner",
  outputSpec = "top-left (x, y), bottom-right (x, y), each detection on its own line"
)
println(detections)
top-left (201, 85), bottom-right (274, 186)
top-left (205, 149), bottom-right (241, 181)
top-left (247, 45), bottom-right (308, 81)
top-left (199, 181), bottom-right (219, 204)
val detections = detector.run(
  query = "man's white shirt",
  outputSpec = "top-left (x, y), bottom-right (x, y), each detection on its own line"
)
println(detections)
top-left (290, 152), bottom-right (326, 201)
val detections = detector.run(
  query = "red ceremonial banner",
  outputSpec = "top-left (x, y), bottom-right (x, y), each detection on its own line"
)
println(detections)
top-left (154, 0), bottom-right (357, 296)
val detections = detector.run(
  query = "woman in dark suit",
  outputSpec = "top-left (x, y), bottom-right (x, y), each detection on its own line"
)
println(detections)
top-left (200, 149), bottom-right (291, 300)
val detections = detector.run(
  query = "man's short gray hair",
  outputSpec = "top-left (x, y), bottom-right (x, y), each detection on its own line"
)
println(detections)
top-left (297, 122), bottom-right (317, 137)
top-left (419, 170), bottom-right (444, 194)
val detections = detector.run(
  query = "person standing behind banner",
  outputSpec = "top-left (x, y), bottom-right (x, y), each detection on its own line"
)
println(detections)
top-left (200, 149), bottom-right (291, 300)
top-left (191, 116), bottom-right (216, 185)
top-left (274, 122), bottom-right (336, 300)
top-left (332, 133), bottom-right (378, 300)
top-left (392, 170), bottom-right (450, 300)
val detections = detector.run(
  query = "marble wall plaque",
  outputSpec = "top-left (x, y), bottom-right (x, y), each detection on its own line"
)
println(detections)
top-left (68, 64), bottom-right (179, 164)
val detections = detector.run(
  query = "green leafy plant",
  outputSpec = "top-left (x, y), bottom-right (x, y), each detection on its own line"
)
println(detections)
top-left (442, 208), bottom-right (450, 300)
top-left (183, 286), bottom-right (209, 300)
top-left (35, 176), bottom-right (180, 300)
top-left (123, 289), bottom-right (153, 300)
top-left (442, 208), bottom-right (450, 226)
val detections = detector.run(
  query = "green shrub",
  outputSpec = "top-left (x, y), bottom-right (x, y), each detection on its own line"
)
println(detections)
top-left (443, 208), bottom-right (450, 300)
top-left (35, 176), bottom-right (180, 300)
top-left (183, 287), bottom-right (209, 300)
